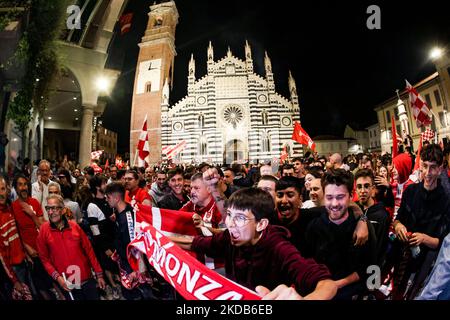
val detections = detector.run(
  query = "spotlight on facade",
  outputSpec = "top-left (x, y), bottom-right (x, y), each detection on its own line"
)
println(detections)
top-left (96, 76), bottom-right (110, 92)
top-left (430, 47), bottom-right (443, 60)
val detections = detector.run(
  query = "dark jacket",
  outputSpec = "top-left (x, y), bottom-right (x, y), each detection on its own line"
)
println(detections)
top-left (157, 191), bottom-right (189, 210)
top-left (191, 224), bottom-right (332, 296)
top-left (396, 181), bottom-right (450, 248)
top-left (115, 204), bottom-right (135, 272)
top-left (359, 202), bottom-right (390, 266)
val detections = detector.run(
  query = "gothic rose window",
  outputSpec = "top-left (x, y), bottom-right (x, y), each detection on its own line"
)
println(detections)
top-left (224, 105), bottom-right (243, 129)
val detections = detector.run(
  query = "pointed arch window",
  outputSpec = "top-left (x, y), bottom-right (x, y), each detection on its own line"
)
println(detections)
top-left (199, 136), bottom-right (207, 156)
top-left (262, 132), bottom-right (270, 152)
top-left (262, 109), bottom-right (268, 125)
top-left (145, 81), bottom-right (152, 93)
top-left (198, 113), bottom-right (205, 128)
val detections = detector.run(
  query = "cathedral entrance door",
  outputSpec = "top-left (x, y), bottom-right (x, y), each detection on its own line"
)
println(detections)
top-left (224, 139), bottom-right (246, 164)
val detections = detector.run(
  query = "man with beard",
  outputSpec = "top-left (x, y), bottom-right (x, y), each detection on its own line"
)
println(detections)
top-left (171, 188), bottom-right (337, 300)
top-left (31, 160), bottom-right (52, 220)
top-left (150, 170), bottom-right (168, 206)
top-left (11, 174), bottom-right (55, 299)
top-left (158, 168), bottom-right (189, 210)
top-left (275, 176), bottom-right (369, 255)
top-left (303, 169), bottom-right (377, 300)
top-left (392, 144), bottom-right (450, 300)
top-left (0, 175), bottom-right (30, 299)
top-left (124, 170), bottom-right (152, 207)
top-left (355, 169), bottom-right (390, 266)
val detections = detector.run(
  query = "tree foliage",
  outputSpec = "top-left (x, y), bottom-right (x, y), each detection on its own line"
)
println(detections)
top-left (5, 0), bottom-right (70, 132)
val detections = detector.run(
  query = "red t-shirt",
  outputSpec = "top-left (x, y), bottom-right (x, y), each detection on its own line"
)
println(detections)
top-left (11, 198), bottom-right (43, 251)
top-left (0, 205), bottom-right (26, 266)
top-left (125, 187), bottom-right (152, 206)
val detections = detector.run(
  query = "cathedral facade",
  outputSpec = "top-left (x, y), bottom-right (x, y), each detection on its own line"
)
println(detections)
top-left (130, 1), bottom-right (302, 165)
top-left (162, 41), bottom-right (302, 164)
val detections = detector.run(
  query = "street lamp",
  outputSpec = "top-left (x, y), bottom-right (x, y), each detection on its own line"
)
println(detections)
top-left (430, 47), bottom-right (443, 60)
top-left (95, 76), bottom-right (110, 92)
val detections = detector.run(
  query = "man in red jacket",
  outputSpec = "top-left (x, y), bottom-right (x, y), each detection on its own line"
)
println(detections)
top-left (37, 194), bottom-right (106, 300)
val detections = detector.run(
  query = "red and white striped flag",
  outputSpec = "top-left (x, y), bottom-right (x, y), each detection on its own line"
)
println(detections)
top-left (91, 150), bottom-right (103, 160)
top-left (406, 80), bottom-right (432, 128)
top-left (163, 140), bottom-right (187, 159)
top-left (127, 205), bottom-right (261, 300)
top-left (137, 115), bottom-right (150, 167)
top-left (291, 121), bottom-right (316, 151)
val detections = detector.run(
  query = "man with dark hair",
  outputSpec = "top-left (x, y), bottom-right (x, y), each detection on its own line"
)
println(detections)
top-left (182, 173), bottom-right (192, 197)
top-left (87, 175), bottom-right (121, 299)
top-left (124, 170), bottom-right (152, 206)
top-left (280, 164), bottom-right (295, 177)
top-left (158, 168), bottom-right (189, 210)
top-left (304, 169), bottom-right (377, 299)
top-left (275, 176), bottom-right (369, 255)
top-left (223, 167), bottom-right (235, 186)
top-left (257, 175), bottom-right (278, 200)
top-left (292, 157), bottom-right (306, 181)
top-left (11, 174), bottom-right (55, 299)
top-left (392, 144), bottom-right (450, 300)
top-left (150, 170), bottom-right (168, 206)
top-left (171, 188), bottom-right (338, 300)
top-left (0, 175), bottom-right (30, 299)
top-left (105, 183), bottom-right (154, 300)
top-left (354, 169), bottom-right (390, 266)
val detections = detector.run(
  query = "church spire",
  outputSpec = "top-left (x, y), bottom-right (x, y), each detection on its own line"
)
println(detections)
top-left (245, 40), bottom-right (253, 73)
top-left (288, 70), bottom-right (299, 110)
top-left (264, 51), bottom-right (272, 75)
top-left (207, 41), bottom-right (214, 74)
top-left (188, 54), bottom-right (195, 94)
top-left (227, 46), bottom-right (232, 58)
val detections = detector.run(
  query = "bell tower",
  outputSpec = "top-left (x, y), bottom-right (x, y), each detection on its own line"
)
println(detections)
top-left (130, 1), bottom-right (178, 165)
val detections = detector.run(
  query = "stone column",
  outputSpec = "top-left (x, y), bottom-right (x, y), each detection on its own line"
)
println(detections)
top-left (79, 104), bottom-right (95, 167)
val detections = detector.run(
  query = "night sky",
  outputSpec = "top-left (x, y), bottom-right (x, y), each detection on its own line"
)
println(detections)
top-left (102, 0), bottom-right (450, 154)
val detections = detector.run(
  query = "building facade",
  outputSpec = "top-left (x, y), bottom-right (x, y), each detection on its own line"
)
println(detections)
top-left (375, 71), bottom-right (450, 154)
top-left (366, 123), bottom-right (381, 152)
top-left (131, 1), bottom-right (302, 165)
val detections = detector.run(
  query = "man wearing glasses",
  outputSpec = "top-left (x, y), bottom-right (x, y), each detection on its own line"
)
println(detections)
top-left (171, 188), bottom-right (337, 300)
top-left (37, 194), bottom-right (106, 300)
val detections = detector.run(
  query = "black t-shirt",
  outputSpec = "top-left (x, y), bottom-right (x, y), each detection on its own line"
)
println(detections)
top-left (277, 207), bottom-right (323, 254)
top-left (303, 209), bottom-right (375, 280)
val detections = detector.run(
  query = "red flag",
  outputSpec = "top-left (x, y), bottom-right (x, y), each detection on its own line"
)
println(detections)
top-left (137, 115), bottom-right (150, 167)
top-left (391, 115), bottom-right (398, 158)
top-left (104, 158), bottom-right (109, 169)
top-left (291, 121), bottom-right (316, 151)
top-left (127, 205), bottom-right (261, 300)
top-left (406, 80), bottom-right (432, 128)
top-left (119, 13), bottom-right (133, 35)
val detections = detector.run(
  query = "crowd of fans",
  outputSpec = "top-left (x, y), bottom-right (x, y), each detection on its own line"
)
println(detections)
top-left (1, 142), bottom-right (450, 300)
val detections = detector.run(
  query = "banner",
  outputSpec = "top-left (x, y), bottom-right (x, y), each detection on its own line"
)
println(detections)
top-left (127, 206), bottom-right (261, 300)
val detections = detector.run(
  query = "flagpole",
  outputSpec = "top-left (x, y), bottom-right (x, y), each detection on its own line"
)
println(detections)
top-left (429, 110), bottom-right (440, 144)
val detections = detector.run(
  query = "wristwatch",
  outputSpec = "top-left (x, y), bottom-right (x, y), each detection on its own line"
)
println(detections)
top-left (359, 213), bottom-right (368, 222)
